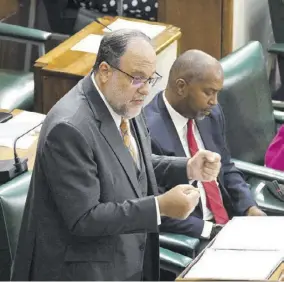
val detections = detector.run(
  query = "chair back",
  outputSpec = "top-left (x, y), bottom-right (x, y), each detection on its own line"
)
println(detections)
top-left (0, 172), bottom-right (31, 280)
top-left (218, 41), bottom-right (276, 165)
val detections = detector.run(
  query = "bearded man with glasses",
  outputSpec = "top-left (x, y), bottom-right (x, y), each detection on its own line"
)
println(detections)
top-left (12, 30), bottom-right (223, 281)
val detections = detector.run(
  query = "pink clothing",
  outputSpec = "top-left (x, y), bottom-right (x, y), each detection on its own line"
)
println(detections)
top-left (265, 125), bottom-right (284, 171)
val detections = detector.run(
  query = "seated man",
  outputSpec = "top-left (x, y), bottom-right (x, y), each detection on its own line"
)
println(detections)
top-left (144, 50), bottom-right (266, 247)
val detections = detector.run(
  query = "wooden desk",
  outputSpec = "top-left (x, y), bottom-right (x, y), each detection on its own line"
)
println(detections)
top-left (34, 16), bottom-right (181, 114)
top-left (0, 109), bottom-right (38, 170)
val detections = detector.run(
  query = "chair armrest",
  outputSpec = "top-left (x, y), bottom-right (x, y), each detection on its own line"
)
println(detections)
top-left (159, 247), bottom-right (192, 274)
top-left (0, 23), bottom-right (52, 43)
top-left (247, 177), bottom-right (284, 215)
top-left (268, 43), bottom-right (284, 56)
top-left (159, 233), bottom-right (200, 257)
top-left (272, 100), bottom-right (284, 111)
top-left (274, 110), bottom-right (284, 124)
top-left (232, 159), bottom-right (284, 184)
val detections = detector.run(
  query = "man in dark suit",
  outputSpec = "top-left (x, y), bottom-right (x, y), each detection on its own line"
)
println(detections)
top-left (11, 31), bottom-right (222, 281)
top-left (144, 50), bottom-right (266, 247)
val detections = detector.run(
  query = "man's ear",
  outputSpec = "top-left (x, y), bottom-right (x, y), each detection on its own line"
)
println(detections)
top-left (176, 78), bottom-right (187, 96)
top-left (98, 62), bottom-right (112, 83)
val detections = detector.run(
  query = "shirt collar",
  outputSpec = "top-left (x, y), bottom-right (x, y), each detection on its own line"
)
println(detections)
top-left (163, 91), bottom-right (188, 133)
top-left (91, 73), bottom-right (122, 129)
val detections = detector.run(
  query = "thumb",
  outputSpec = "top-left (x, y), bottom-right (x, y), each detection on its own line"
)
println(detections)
top-left (201, 150), bottom-right (221, 163)
top-left (179, 185), bottom-right (199, 195)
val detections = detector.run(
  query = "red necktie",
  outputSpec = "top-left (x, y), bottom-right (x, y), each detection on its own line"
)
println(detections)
top-left (187, 120), bottom-right (229, 224)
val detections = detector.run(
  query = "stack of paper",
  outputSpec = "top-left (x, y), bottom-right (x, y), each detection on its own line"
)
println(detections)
top-left (184, 216), bottom-right (284, 280)
top-left (0, 111), bottom-right (45, 149)
top-left (71, 34), bottom-right (103, 54)
top-left (185, 249), bottom-right (283, 280)
top-left (103, 18), bottom-right (166, 39)
top-left (211, 216), bottom-right (284, 251)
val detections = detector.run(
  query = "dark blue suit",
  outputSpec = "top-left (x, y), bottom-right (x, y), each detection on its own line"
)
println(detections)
top-left (144, 92), bottom-right (256, 238)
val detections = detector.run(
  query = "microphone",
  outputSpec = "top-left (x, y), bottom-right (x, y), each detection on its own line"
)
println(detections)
top-left (94, 18), bottom-right (112, 31)
top-left (0, 122), bottom-right (43, 184)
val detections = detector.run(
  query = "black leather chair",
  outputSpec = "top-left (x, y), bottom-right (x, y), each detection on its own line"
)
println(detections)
top-left (0, 23), bottom-right (52, 111)
top-left (218, 41), bottom-right (284, 215)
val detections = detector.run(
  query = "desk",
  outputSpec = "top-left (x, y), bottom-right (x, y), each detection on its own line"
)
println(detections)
top-left (34, 16), bottom-right (181, 114)
top-left (0, 109), bottom-right (38, 170)
top-left (177, 251), bottom-right (284, 281)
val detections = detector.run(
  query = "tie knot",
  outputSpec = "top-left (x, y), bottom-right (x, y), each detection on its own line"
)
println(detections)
top-left (120, 118), bottom-right (129, 134)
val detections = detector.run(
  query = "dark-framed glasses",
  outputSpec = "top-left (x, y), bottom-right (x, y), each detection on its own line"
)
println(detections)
top-left (107, 62), bottom-right (162, 87)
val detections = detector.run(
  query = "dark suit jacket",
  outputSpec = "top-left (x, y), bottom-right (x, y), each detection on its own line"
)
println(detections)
top-left (11, 76), bottom-right (188, 281)
top-left (144, 91), bottom-right (256, 238)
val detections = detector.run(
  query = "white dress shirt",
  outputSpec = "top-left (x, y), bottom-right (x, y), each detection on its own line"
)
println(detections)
top-left (163, 92), bottom-right (214, 238)
top-left (91, 74), bottom-right (161, 225)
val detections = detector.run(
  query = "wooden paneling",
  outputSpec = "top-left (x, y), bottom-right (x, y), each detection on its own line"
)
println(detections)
top-left (221, 0), bottom-right (234, 57)
top-left (0, 0), bottom-right (30, 71)
top-left (0, 0), bottom-right (18, 20)
top-left (158, 0), bottom-right (234, 59)
top-left (158, 0), bottom-right (223, 58)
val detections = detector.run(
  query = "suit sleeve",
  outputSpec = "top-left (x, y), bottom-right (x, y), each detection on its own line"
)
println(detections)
top-left (160, 215), bottom-right (205, 238)
top-left (40, 122), bottom-right (158, 237)
top-left (218, 105), bottom-right (256, 214)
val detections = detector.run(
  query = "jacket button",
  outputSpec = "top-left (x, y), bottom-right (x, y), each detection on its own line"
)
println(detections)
top-left (139, 244), bottom-right (145, 251)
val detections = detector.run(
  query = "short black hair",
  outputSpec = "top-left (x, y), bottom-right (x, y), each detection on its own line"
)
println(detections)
top-left (93, 29), bottom-right (151, 72)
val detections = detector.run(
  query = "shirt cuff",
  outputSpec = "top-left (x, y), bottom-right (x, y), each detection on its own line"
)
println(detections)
top-left (155, 197), bottom-right (161, 225)
top-left (201, 221), bottom-right (214, 239)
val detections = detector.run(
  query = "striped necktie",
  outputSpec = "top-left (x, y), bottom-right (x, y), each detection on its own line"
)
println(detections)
top-left (120, 118), bottom-right (137, 164)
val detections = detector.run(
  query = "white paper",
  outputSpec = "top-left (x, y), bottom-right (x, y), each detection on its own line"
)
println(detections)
top-left (212, 216), bottom-right (284, 251)
top-left (185, 249), bottom-right (283, 280)
top-left (71, 34), bottom-right (103, 54)
top-left (0, 111), bottom-right (45, 149)
top-left (103, 19), bottom-right (166, 39)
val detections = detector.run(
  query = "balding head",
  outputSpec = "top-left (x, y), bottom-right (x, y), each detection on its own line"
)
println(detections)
top-left (165, 50), bottom-right (224, 120)
top-left (168, 50), bottom-right (223, 88)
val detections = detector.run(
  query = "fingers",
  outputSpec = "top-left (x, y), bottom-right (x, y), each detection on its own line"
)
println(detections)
top-left (201, 150), bottom-right (221, 163)
top-left (179, 184), bottom-right (200, 194)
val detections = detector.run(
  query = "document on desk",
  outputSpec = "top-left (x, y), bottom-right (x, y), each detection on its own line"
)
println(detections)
top-left (103, 19), bottom-right (166, 39)
top-left (211, 216), bottom-right (284, 251)
top-left (0, 111), bottom-right (45, 149)
top-left (71, 34), bottom-right (103, 54)
top-left (184, 249), bottom-right (283, 280)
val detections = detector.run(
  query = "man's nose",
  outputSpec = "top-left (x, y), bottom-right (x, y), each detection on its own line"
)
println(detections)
top-left (210, 93), bottom-right (218, 105)
top-left (138, 82), bottom-right (151, 96)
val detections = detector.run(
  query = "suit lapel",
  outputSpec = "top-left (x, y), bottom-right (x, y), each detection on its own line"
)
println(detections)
top-left (195, 116), bottom-right (219, 154)
top-left (81, 74), bottom-right (141, 197)
top-left (157, 93), bottom-right (186, 157)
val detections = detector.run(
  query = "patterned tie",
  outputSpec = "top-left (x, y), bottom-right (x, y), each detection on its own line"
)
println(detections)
top-left (120, 118), bottom-right (137, 164)
top-left (187, 120), bottom-right (229, 224)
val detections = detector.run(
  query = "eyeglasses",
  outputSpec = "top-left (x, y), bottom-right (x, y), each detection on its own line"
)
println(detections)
top-left (107, 62), bottom-right (162, 87)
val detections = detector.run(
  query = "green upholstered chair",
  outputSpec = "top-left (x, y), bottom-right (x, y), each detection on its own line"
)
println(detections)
top-left (0, 171), bottom-right (31, 280)
top-left (0, 23), bottom-right (52, 111)
top-left (218, 41), bottom-right (284, 215)
top-left (0, 171), bottom-right (193, 279)
top-left (159, 247), bottom-right (192, 276)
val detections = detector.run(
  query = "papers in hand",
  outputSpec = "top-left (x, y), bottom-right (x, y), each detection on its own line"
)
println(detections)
top-left (71, 34), bottom-right (103, 54)
top-left (103, 18), bottom-right (166, 39)
top-left (184, 249), bottom-right (283, 280)
top-left (0, 111), bottom-right (45, 149)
